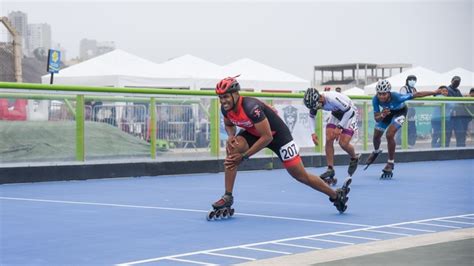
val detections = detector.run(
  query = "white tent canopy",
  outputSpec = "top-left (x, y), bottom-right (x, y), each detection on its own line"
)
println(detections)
top-left (343, 87), bottom-right (365, 96)
top-left (222, 58), bottom-right (309, 92)
top-left (41, 49), bottom-right (192, 88)
top-left (157, 54), bottom-right (224, 89)
top-left (439, 67), bottom-right (473, 95)
top-left (364, 66), bottom-right (440, 95)
top-left (42, 50), bottom-right (310, 92)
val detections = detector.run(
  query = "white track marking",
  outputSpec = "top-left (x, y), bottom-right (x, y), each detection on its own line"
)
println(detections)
top-left (117, 213), bottom-right (473, 265)
top-left (5, 195), bottom-right (469, 265)
top-left (235, 213), bottom-right (369, 227)
top-left (415, 222), bottom-right (462, 229)
top-left (166, 258), bottom-right (216, 265)
top-left (435, 219), bottom-right (474, 225)
top-left (239, 247), bottom-right (292, 255)
top-left (389, 226), bottom-right (436, 233)
top-left (305, 237), bottom-right (354, 245)
top-left (0, 196), bottom-right (369, 227)
top-left (458, 216), bottom-right (474, 220)
top-left (273, 243), bottom-right (322, 250)
top-left (332, 234), bottom-right (381, 241)
top-left (0, 196), bottom-right (206, 212)
top-left (203, 252), bottom-right (255, 261)
top-left (364, 229), bottom-right (412, 236)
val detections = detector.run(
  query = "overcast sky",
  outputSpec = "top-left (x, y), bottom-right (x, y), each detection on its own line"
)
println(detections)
top-left (1, 0), bottom-right (472, 80)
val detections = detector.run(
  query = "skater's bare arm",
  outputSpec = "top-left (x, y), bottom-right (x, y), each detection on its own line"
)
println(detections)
top-left (224, 117), bottom-right (239, 153)
top-left (224, 118), bottom-right (273, 170)
top-left (244, 118), bottom-right (273, 158)
top-left (224, 117), bottom-right (236, 137)
top-left (413, 89), bottom-right (441, 99)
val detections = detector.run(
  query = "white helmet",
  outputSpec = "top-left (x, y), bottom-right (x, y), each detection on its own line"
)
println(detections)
top-left (376, 79), bottom-right (391, 93)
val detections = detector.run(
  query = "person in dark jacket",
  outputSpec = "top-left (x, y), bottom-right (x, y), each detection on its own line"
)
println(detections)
top-left (446, 76), bottom-right (469, 147)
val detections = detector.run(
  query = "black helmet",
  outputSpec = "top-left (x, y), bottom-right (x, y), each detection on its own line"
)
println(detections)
top-left (304, 88), bottom-right (321, 110)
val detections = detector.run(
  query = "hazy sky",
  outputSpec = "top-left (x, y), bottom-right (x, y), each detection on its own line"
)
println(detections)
top-left (1, 0), bottom-right (472, 80)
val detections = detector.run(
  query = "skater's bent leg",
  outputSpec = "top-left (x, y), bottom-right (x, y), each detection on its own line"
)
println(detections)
top-left (325, 127), bottom-right (336, 167)
top-left (224, 136), bottom-right (249, 193)
top-left (373, 129), bottom-right (384, 151)
top-left (286, 162), bottom-right (337, 199)
top-left (339, 134), bottom-right (356, 158)
top-left (386, 125), bottom-right (398, 161)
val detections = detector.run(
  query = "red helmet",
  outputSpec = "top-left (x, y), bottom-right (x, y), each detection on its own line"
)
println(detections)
top-left (216, 76), bottom-right (241, 95)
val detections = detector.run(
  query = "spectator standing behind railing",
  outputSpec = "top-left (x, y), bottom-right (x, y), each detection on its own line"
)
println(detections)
top-left (446, 76), bottom-right (469, 147)
top-left (398, 75), bottom-right (418, 148)
top-left (467, 88), bottom-right (474, 144)
top-left (431, 86), bottom-right (449, 147)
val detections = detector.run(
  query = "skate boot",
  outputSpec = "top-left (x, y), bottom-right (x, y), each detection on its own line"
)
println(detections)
top-left (330, 177), bottom-right (352, 213)
top-left (380, 162), bottom-right (394, 179)
top-left (320, 168), bottom-right (337, 186)
top-left (364, 150), bottom-right (383, 170)
top-left (347, 154), bottom-right (360, 177)
top-left (207, 194), bottom-right (235, 221)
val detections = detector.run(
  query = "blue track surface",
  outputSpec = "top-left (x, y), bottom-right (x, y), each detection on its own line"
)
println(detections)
top-left (1, 159), bottom-right (473, 265)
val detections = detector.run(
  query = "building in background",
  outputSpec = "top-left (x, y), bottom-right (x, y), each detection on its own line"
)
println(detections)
top-left (27, 23), bottom-right (51, 56)
top-left (80, 38), bottom-right (115, 61)
top-left (312, 63), bottom-right (412, 91)
top-left (7, 11), bottom-right (28, 55)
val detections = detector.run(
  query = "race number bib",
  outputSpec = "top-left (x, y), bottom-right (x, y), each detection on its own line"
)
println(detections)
top-left (279, 140), bottom-right (300, 161)
top-left (394, 115), bottom-right (406, 126)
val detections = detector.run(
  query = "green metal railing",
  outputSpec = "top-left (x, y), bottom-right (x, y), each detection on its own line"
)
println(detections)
top-left (0, 82), bottom-right (472, 162)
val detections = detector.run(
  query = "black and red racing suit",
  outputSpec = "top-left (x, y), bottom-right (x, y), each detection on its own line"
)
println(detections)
top-left (222, 96), bottom-right (301, 168)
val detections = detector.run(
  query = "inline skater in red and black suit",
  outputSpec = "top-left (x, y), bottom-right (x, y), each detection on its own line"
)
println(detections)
top-left (208, 76), bottom-right (352, 219)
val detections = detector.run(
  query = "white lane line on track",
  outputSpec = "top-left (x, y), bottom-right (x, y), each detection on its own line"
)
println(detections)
top-left (166, 257), bottom-right (216, 265)
top-left (272, 243), bottom-right (322, 250)
top-left (204, 252), bottom-right (256, 261)
top-left (305, 237), bottom-right (355, 245)
top-left (116, 213), bottom-right (473, 265)
top-left (332, 234), bottom-right (381, 241)
top-left (0, 196), bottom-right (370, 227)
top-left (389, 226), bottom-right (436, 233)
top-left (239, 247), bottom-right (292, 255)
top-left (415, 222), bottom-right (462, 229)
top-left (458, 216), bottom-right (474, 220)
top-left (364, 229), bottom-right (412, 236)
top-left (435, 219), bottom-right (474, 225)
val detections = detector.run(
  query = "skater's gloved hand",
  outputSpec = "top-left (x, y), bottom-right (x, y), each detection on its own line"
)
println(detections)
top-left (226, 136), bottom-right (239, 154)
top-left (311, 133), bottom-right (319, 145)
top-left (224, 153), bottom-right (243, 171)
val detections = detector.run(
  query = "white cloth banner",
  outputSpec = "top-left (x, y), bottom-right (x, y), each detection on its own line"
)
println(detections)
top-left (274, 104), bottom-right (315, 148)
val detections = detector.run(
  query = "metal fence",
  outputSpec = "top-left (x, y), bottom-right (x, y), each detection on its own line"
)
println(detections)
top-left (47, 100), bottom-right (201, 149)
top-left (154, 104), bottom-right (197, 148)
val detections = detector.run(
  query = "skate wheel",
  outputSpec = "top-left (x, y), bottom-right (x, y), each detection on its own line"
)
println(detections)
top-left (215, 209), bottom-right (222, 219)
top-left (345, 178), bottom-right (352, 187)
top-left (222, 208), bottom-right (228, 218)
top-left (229, 208), bottom-right (235, 217)
top-left (340, 205), bottom-right (347, 213)
top-left (332, 178), bottom-right (338, 186)
top-left (206, 210), bottom-right (215, 221)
